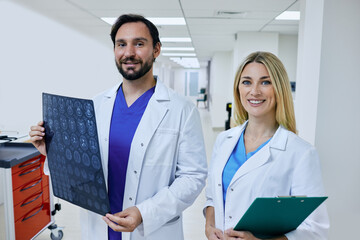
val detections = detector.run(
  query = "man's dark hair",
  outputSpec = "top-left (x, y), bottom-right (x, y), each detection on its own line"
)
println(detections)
top-left (110, 14), bottom-right (162, 48)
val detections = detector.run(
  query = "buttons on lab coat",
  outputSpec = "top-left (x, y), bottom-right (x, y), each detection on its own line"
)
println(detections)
top-left (141, 143), bottom-right (144, 147)
top-left (129, 197), bottom-right (133, 201)
top-left (104, 137), bottom-right (108, 142)
top-left (134, 170), bottom-right (137, 174)
top-left (218, 183), bottom-right (221, 187)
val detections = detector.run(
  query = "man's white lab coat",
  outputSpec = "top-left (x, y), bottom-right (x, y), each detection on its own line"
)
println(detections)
top-left (80, 80), bottom-right (207, 240)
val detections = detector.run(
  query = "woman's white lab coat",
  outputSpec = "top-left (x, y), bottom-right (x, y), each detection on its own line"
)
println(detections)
top-left (79, 80), bottom-right (207, 240)
top-left (205, 123), bottom-right (329, 239)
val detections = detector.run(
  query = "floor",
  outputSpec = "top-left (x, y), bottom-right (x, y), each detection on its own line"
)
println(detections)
top-left (0, 108), bottom-right (221, 240)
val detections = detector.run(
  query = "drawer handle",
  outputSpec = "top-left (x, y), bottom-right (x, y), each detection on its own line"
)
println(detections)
top-left (19, 156), bottom-right (41, 168)
top-left (19, 164), bottom-right (41, 176)
top-left (21, 191), bottom-right (43, 207)
top-left (22, 204), bottom-right (44, 222)
top-left (20, 178), bottom-right (42, 192)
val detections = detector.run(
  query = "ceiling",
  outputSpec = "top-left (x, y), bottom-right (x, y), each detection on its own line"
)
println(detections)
top-left (12, 0), bottom-right (300, 67)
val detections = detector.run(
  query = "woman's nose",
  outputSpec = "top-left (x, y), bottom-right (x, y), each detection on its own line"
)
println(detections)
top-left (250, 85), bottom-right (261, 95)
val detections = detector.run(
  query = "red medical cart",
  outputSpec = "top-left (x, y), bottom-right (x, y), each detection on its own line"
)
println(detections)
top-left (0, 142), bottom-right (63, 240)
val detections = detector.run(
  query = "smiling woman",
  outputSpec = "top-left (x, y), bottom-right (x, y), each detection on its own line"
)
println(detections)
top-left (204, 51), bottom-right (329, 240)
top-left (233, 51), bottom-right (296, 134)
top-left (238, 62), bottom-right (276, 123)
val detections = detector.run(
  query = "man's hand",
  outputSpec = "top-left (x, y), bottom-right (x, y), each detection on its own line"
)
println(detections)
top-left (102, 206), bottom-right (143, 232)
top-left (29, 121), bottom-right (47, 156)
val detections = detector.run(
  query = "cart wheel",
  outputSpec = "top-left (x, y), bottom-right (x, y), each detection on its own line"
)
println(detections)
top-left (50, 229), bottom-right (64, 240)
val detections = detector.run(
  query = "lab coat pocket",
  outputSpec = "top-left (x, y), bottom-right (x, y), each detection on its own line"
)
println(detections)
top-left (145, 215), bottom-right (183, 240)
top-left (165, 215), bottom-right (180, 225)
top-left (145, 128), bottom-right (179, 166)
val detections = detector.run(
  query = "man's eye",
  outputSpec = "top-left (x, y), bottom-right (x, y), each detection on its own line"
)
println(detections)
top-left (136, 42), bottom-right (144, 47)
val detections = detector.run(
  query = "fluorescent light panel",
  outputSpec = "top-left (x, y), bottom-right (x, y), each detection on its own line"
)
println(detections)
top-left (101, 17), bottom-right (185, 26)
top-left (162, 47), bottom-right (195, 51)
top-left (275, 11), bottom-right (300, 20)
top-left (170, 57), bottom-right (200, 69)
top-left (161, 37), bottom-right (192, 43)
top-left (147, 17), bottom-right (185, 25)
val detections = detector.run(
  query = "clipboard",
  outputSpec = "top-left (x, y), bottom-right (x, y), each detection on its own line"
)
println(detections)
top-left (42, 92), bottom-right (110, 216)
top-left (234, 196), bottom-right (328, 238)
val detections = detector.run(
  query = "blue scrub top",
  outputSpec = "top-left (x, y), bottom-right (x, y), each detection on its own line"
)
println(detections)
top-left (222, 130), bottom-right (271, 204)
top-left (108, 85), bottom-right (155, 240)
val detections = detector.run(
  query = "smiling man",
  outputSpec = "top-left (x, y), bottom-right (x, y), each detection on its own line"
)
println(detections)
top-left (29, 14), bottom-right (207, 240)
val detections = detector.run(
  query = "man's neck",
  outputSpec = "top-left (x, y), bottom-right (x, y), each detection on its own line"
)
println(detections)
top-left (122, 72), bottom-right (156, 107)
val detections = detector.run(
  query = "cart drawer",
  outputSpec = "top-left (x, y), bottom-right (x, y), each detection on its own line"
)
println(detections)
top-left (14, 188), bottom-right (50, 222)
top-left (14, 201), bottom-right (51, 240)
top-left (13, 175), bottom-right (49, 206)
top-left (12, 154), bottom-right (45, 175)
top-left (12, 161), bottom-right (45, 190)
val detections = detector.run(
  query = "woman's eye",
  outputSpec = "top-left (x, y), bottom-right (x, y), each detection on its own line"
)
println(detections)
top-left (262, 80), bottom-right (271, 85)
top-left (241, 80), bottom-right (251, 85)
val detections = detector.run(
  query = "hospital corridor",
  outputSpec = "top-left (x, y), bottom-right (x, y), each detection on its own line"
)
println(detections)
top-left (1, 0), bottom-right (359, 239)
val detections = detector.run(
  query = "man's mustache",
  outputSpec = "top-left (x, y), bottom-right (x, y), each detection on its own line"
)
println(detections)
top-left (120, 58), bottom-right (142, 64)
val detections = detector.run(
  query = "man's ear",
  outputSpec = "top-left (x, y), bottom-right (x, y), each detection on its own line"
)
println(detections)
top-left (153, 42), bottom-right (161, 58)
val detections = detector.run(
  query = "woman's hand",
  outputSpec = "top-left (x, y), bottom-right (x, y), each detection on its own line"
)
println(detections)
top-left (224, 228), bottom-right (288, 240)
top-left (205, 206), bottom-right (224, 239)
top-left (224, 229), bottom-right (259, 240)
top-left (206, 224), bottom-right (224, 240)
top-left (29, 121), bottom-right (47, 156)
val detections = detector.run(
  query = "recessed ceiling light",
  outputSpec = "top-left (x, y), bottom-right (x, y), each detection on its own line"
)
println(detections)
top-left (275, 11), bottom-right (300, 20)
top-left (162, 47), bottom-right (195, 51)
top-left (162, 53), bottom-right (196, 57)
top-left (101, 17), bottom-right (116, 25)
top-left (147, 17), bottom-right (186, 25)
top-left (170, 57), bottom-right (200, 69)
top-left (160, 38), bottom-right (192, 43)
top-left (101, 17), bottom-right (185, 26)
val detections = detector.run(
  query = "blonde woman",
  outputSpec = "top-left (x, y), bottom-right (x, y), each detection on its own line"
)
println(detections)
top-left (204, 52), bottom-right (329, 240)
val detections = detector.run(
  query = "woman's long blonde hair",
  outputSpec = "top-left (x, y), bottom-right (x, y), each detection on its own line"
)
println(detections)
top-left (233, 51), bottom-right (297, 134)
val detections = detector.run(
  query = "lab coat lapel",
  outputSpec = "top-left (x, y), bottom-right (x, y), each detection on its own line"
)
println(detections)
top-left (229, 125), bottom-right (288, 186)
top-left (97, 83), bottom-right (120, 187)
top-left (229, 145), bottom-right (271, 186)
top-left (128, 80), bottom-right (169, 190)
top-left (214, 125), bottom-right (245, 193)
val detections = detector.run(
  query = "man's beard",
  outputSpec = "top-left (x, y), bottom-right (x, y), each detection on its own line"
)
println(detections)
top-left (116, 57), bottom-right (153, 81)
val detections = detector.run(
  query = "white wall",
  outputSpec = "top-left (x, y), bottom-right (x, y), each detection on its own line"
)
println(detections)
top-left (295, 0), bottom-right (324, 144)
top-left (0, 1), bottom-right (119, 134)
top-left (278, 35), bottom-right (298, 84)
top-left (295, 0), bottom-right (360, 238)
top-left (0, 170), bottom-right (3, 205)
top-left (209, 52), bottom-right (233, 129)
top-left (314, 0), bottom-right (360, 238)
